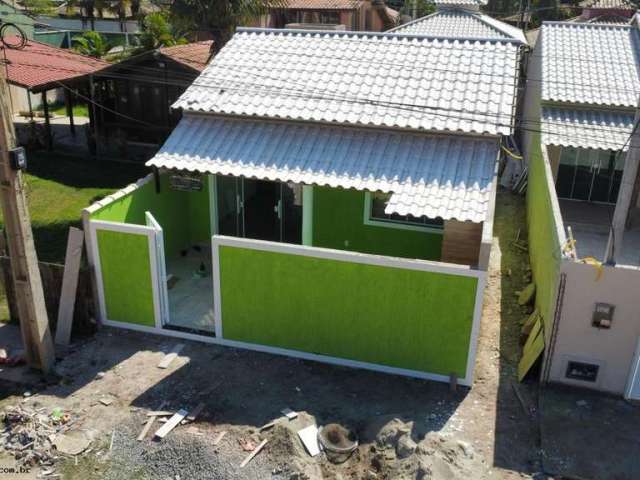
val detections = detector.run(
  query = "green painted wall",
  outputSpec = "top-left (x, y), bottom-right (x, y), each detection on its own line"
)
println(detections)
top-left (97, 229), bottom-right (155, 326)
top-left (312, 187), bottom-right (442, 261)
top-left (91, 174), bottom-right (210, 257)
top-left (219, 245), bottom-right (478, 377)
top-left (527, 133), bottom-right (562, 335)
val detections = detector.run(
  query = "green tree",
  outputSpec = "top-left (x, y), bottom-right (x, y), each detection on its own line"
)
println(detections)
top-left (399, 0), bottom-right (435, 19)
top-left (139, 12), bottom-right (187, 50)
top-left (170, 0), bottom-right (285, 49)
top-left (73, 31), bottom-right (110, 57)
top-left (21, 0), bottom-right (56, 15)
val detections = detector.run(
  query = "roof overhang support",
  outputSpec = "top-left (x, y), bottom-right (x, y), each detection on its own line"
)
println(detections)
top-left (64, 89), bottom-right (75, 137)
top-left (41, 91), bottom-right (53, 151)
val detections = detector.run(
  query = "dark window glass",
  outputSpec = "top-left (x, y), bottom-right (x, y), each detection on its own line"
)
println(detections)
top-left (370, 192), bottom-right (443, 229)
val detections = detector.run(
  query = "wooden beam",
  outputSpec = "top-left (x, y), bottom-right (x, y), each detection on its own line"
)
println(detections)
top-left (55, 227), bottom-right (84, 346)
top-left (41, 92), bottom-right (52, 151)
top-left (0, 66), bottom-right (55, 372)
top-left (65, 90), bottom-right (75, 137)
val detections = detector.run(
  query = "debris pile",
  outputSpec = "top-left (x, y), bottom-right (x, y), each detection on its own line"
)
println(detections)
top-left (0, 405), bottom-right (70, 467)
top-left (362, 417), bottom-right (491, 479)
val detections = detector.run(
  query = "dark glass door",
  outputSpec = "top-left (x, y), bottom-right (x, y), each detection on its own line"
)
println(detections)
top-left (556, 147), bottom-right (623, 204)
top-left (281, 182), bottom-right (303, 244)
top-left (556, 147), bottom-right (577, 199)
top-left (242, 179), bottom-right (280, 242)
top-left (217, 175), bottom-right (242, 236)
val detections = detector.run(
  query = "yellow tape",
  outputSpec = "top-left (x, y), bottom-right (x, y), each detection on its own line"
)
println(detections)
top-left (579, 256), bottom-right (603, 281)
top-left (501, 145), bottom-right (524, 160)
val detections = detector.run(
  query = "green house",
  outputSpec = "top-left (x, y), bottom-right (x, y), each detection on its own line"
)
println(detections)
top-left (83, 27), bottom-right (523, 386)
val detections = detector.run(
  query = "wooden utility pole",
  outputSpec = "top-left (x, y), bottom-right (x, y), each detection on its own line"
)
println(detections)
top-left (0, 58), bottom-right (55, 372)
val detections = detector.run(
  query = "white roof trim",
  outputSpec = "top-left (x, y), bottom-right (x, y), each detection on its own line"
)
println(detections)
top-left (541, 106), bottom-right (635, 151)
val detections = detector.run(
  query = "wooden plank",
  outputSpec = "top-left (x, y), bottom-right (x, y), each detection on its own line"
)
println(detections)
top-left (154, 409), bottom-right (188, 439)
top-left (55, 227), bottom-right (84, 346)
top-left (138, 417), bottom-right (156, 441)
top-left (138, 401), bottom-right (166, 441)
top-left (146, 411), bottom-right (174, 417)
top-left (441, 220), bottom-right (483, 266)
top-left (518, 321), bottom-right (544, 381)
top-left (297, 425), bottom-right (320, 456)
top-left (240, 439), bottom-right (268, 468)
top-left (186, 402), bottom-right (205, 422)
top-left (213, 431), bottom-right (227, 445)
top-left (157, 343), bottom-right (185, 369)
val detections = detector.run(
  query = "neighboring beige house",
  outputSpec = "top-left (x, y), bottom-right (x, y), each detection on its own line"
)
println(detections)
top-left (249, 0), bottom-right (399, 31)
top-left (522, 21), bottom-right (640, 398)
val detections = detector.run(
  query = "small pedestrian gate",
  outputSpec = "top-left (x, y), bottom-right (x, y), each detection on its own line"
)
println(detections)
top-left (88, 213), bottom-right (167, 329)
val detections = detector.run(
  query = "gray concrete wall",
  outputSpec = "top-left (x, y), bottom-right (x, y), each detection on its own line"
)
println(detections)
top-left (521, 32), bottom-right (542, 166)
top-left (549, 260), bottom-right (640, 394)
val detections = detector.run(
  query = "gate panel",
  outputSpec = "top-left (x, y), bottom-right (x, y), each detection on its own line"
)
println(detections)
top-left (90, 220), bottom-right (160, 328)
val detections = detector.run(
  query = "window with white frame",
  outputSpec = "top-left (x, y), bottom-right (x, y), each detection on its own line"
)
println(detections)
top-left (365, 192), bottom-right (444, 230)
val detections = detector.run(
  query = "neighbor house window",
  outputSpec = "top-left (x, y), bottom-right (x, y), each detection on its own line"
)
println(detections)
top-left (365, 192), bottom-right (444, 231)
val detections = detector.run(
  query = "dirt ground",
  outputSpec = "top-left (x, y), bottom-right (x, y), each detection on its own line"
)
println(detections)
top-left (0, 191), bottom-right (636, 479)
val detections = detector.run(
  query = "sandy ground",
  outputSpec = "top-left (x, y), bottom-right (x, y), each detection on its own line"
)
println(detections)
top-left (0, 192), bottom-right (636, 479)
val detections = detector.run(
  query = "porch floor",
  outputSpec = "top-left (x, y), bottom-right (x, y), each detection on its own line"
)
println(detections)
top-left (559, 200), bottom-right (640, 267)
top-left (165, 247), bottom-right (215, 334)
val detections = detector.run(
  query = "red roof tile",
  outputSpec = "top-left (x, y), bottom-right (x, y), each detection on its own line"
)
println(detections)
top-left (158, 41), bottom-right (214, 72)
top-left (3, 38), bottom-right (108, 91)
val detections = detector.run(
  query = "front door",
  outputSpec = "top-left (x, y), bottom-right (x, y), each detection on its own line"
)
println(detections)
top-left (243, 179), bottom-right (280, 241)
top-left (216, 176), bottom-right (303, 244)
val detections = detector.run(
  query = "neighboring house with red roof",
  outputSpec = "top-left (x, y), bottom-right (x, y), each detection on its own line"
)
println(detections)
top-left (5, 37), bottom-right (108, 149)
top-left (90, 41), bottom-right (214, 161)
top-left (249, 0), bottom-right (398, 31)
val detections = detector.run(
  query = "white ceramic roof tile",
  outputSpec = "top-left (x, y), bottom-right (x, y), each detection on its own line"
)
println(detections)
top-left (148, 115), bottom-right (498, 223)
top-left (392, 9), bottom-right (527, 44)
top-left (174, 28), bottom-right (521, 136)
top-left (541, 22), bottom-right (640, 107)
top-left (541, 107), bottom-right (634, 151)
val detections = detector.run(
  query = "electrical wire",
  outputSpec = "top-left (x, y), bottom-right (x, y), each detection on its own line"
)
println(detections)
top-left (7, 59), bottom-right (635, 149)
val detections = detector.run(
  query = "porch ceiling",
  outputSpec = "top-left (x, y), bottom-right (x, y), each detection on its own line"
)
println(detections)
top-left (541, 106), bottom-right (634, 151)
top-left (147, 115), bottom-right (499, 223)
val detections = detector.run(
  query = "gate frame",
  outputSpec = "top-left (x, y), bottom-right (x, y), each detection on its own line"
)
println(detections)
top-left (87, 219), bottom-right (163, 329)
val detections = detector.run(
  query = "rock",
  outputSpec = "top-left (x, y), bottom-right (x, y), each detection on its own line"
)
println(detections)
top-left (53, 433), bottom-right (90, 455)
top-left (456, 440), bottom-right (474, 459)
top-left (96, 372), bottom-right (105, 379)
top-left (366, 470), bottom-right (378, 480)
top-left (371, 418), bottom-right (412, 449)
top-left (396, 434), bottom-right (417, 459)
top-left (416, 461), bottom-right (432, 480)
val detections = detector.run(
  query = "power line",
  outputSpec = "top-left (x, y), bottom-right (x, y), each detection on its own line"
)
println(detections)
top-left (7, 59), bottom-right (634, 148)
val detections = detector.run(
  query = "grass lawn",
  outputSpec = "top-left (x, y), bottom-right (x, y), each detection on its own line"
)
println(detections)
top-left (36, 102), bottom-right (90, 118)
top-left (0, 151), bottom-right (147, 264)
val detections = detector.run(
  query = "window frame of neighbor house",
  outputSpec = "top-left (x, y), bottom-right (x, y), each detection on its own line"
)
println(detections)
top-left (363, 191), bottom-right (444, 233)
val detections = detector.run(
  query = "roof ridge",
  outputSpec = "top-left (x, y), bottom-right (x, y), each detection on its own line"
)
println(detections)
top-left (542, 20), bottom-right (633, 29)
top-left (235, 26), bottom-right (523, 44)
top-left (386, 9), bottom-right (526, 44)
